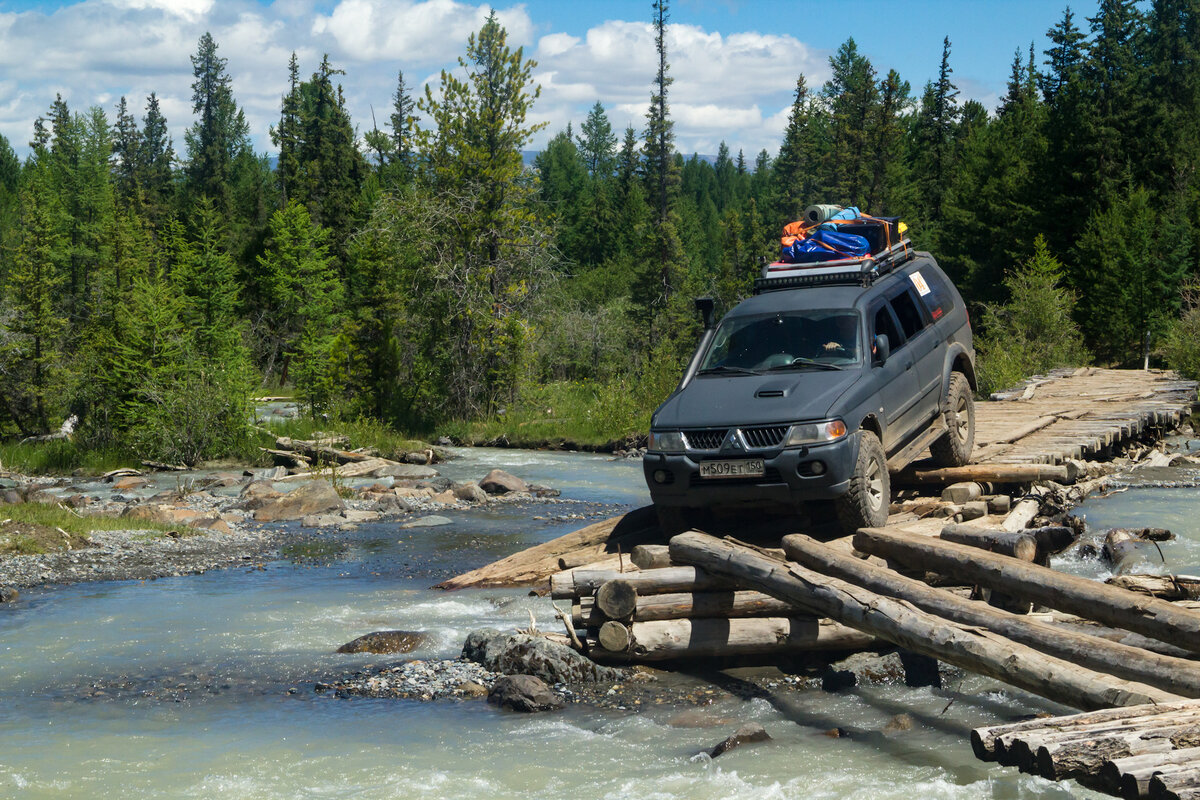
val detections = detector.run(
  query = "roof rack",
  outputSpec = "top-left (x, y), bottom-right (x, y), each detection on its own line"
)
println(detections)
top-left (753, 238), bottom-right (915, 294)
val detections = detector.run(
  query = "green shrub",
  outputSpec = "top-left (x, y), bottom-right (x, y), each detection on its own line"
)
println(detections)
top-left (1161, 288), bottom-right (1200, 381)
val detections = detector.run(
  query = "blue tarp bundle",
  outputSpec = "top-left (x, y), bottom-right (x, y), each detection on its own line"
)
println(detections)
top-left (781, 227), bottom-right (871, 263)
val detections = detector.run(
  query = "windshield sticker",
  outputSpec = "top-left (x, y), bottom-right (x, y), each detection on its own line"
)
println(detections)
top-left (910, 271), bottom-right (931, 296)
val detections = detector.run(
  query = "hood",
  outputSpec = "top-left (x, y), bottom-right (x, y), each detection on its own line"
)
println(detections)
top-left (653, 369), bottom-right (861, 429)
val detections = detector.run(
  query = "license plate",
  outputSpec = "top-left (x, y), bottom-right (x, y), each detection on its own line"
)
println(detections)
top-left (699, 459), bottom-right (765, 479)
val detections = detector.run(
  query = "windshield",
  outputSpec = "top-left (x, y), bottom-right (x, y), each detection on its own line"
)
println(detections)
top-left (698, 309), bottom-right (861, 372)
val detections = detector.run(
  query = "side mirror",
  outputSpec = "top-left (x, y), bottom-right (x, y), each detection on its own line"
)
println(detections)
top-left (873, 334), bottom-right (890, 366)
top-left (694, 296), bottom-right (715, 330)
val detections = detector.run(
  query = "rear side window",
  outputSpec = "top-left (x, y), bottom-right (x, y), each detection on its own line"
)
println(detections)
top-left (873, 304), bottom-right (903, 347)
top-left (889, 289), bottom-right (927, 339)
top-left (910, 269), bottom-right (955, 322)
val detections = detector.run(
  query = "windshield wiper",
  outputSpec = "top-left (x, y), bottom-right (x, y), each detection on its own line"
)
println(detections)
top-left (767, 358), bottom-right (844, 371)
top-left (697, 365), bottom-right (761, 376)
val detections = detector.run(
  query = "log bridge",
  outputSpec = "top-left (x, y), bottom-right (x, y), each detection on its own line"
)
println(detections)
top-left (438, 368), bottom-right (1200, 795)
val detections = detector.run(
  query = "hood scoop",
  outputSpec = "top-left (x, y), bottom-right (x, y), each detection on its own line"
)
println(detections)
top-left (755, 386), bottom-right (788, 399)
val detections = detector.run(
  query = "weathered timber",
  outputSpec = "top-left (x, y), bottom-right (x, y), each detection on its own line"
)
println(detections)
top-left (590, 616), bottom-right (875, 661)
top-left (630, 544), bottom-right (672, 570)
top-left (550, 564), bottom-right (730, 600)
top-left (1002, 497), bottom-right (1042, 532)
top-left (942, 481), bottom-right (984, 504)
top-left (275, 436), bottom-right (373, 464)
top-left (1107, 575), bottom-right (1200, 601)
top-left (854, 527), bottom-right (1200, 653)
top-left (938, 524), bottom-right (1038, 561)
top-left (1149, 766), bottom-right (1200, 799)
top-left (437, 506), bottom-right (659, 590)
top-left (259, 447), bottom-right (311, 468)
top-left (781, 534), bottom-right (1200, 699)
top-left (670, 532), bottom-right (1182, 710)
top-left (1028, 525), bottom-right (1079, 556)
top-left (594, 579), bottom-right (638, 619)
top-left (1029, 715), bottom-right (1200, 782)
top-left (1104, 746), bottom-right (1200, 799)
top-left (1106, 529), bottom-right (1163, 576)
top-left (573, 589), bottom-right (795, 627)
top-left (972, 701), bottom-right (1200, 762)
top-left (894, 463), bottom-right (1077, 486)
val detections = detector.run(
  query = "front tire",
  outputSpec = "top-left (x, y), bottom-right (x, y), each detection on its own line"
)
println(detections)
top-left (835, 431), bottom-right (890, 534)
top-left (655, 505), bottom-right (692, 537)
top-left (930, 372), bottom-right (975, 467)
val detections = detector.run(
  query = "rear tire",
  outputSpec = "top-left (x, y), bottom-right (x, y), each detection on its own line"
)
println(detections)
top-left (835, 431), bottom-right (890, 534)
top-left (930, 372), bottom-right (975, 467)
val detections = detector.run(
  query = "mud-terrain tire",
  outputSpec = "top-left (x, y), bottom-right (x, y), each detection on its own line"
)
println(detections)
top-left (835, 431), bottom-right (890, 534)
top-left (929, 372), bottom-right (975, 467)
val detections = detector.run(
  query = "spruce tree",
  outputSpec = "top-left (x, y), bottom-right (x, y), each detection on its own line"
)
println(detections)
top-left (113, 96), bottom-right (141, 207)
top-left (138, 92), bottom-right (174, 222)
top-left (577, 101), bottom-right (617, 179)
top-left (388, 69), bottom-right (418, 181)
top-left (823, 39), bottom-right (879, 206)
top-left (772, 75), bottom-right (824, 223)
top-left (271, 52), bottom-right (303, 204)
top-left (910, 36), bottom-right (959, 232)
top-left (184, 32), bottom-right (250, 210)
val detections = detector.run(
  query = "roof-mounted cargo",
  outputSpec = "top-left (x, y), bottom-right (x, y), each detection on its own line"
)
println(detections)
top-left (753, 238), bottom-right (915, 294)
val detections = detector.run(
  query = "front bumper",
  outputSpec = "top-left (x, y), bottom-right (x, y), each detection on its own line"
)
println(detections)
top-left (642, 433), bottom-right (860, 510)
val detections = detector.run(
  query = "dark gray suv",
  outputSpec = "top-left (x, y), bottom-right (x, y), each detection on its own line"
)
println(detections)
top-left (643, 251), bottom-right (975, 535)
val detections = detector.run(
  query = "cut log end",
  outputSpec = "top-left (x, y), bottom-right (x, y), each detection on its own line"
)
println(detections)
top-left (595, 579), bottom-right (639, 620)
top-left (598, 620), bottom-right (631, 652)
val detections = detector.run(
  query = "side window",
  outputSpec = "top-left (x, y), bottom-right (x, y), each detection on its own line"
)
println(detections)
top-left (911, 269), bottom-right (955, 322)
top-left (872, 304), bottom-right (903, 349)
top-left (889, 288), bottom-right (928, 339)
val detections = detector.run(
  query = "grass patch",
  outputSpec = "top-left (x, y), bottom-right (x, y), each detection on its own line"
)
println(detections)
top-left (0, 440), bottom-right (138, 476)
top-left (0, 502), bottom-right (182, 555)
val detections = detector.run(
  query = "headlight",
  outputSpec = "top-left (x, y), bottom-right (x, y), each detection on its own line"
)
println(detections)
top-left (648, 430), bottom-right (686, 453)
top-left (785, 419), bottom-right (847, 446)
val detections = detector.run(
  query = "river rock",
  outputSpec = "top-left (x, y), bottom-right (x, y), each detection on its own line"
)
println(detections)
top-left (708, 723), bottom-right (771, 758)
top-left (456, 680), bottom-right (489, 697)
top-left (301, 513), bottom-right (342, 527)
top-left (462, 629), bottom-right (623, 684)
top-left (403, 451), bottom-right (432, 465)
top-left (0, 587), bottom-right (18, 603)
top-left (253, 480), bottom-right (344, 522)
top-left (479, 469), bottom-right (527, 495)
top-left (487, 675), bottom-right (563, 713)
top-left (113, 476), bottom-right (150, 491)
top-left (400, 515), bottom-right (452, 529)
top-left (371, 494), bottom-right (412, 514)
top-left (372, 464), bottom-right (438, 479)
top-left (452, 482), bottom-right (488, 504)
top-left (187, 513), bottom-right (231, 534)
top-left (260, 466), bottom-right (289, 480)
top-left (417, 477), bottom-right (453, 493)
top-left (237, 479), bottom-right (282, 509)
top-left (820, 651), bottom-right (908, 692)
top-left (0, 489), bottom-right (21, 504)
top-left (336, 630), bottom-right (430, 654)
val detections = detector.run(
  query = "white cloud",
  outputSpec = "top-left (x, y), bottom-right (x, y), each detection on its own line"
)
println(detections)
top-left (105, 0), bottom-right (214, 22)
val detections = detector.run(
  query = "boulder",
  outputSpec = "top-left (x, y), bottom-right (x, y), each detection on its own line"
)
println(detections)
top-left (0, 587), bottom-right (18, 603)
top-left (253, 480), bottom-right (344, 522)
top-left (0, 490), bottom-right (21, 505)
top-left (188, 513), bottom-right (232, 534)
top-left (452, 482), bottom-right (488, 504)
top-left (400, 515), bottom-right (452, 529)
top-left (371, 494), bottom-right (411, 514)
top-left (341, 509), bottom-right (381, 524)
top-left (260, 466), bottom-right (289, 480)
top-left (461, 629), bottom-right (623, 684)
top-left (403, 451), bottom-right (432, 465)
top-left (417, 477), bottom-right (453, 493)
top-left (708, 723), bottom-right (771, 758)
top-left (113, 476), bottom-right (150, 491)
top-left (300, 514), bottom-right (342, 528)
top-left (456, 681), bottom-right (489, 698)
top-left (479, 469), bottom-right (527, 495)
top-left (336, 630), bottom-right (430, 654)
top-left (487, 675), bottom-right (563, 713)
top-left (395, 487), bottom-right (434, 500)
top-left (431, 490), bottom-right (457, 505)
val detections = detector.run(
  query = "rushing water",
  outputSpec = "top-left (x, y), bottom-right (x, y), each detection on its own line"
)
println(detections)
top-left (5, 446), bottom-right (1179, 799)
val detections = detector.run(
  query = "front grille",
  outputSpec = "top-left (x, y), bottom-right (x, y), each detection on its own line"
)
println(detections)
top-left (690, 467), bottom-right (783, 487)
top-left (741, 425), bottom-right (788, 449)
top-left (683, 429), bottom-right (727, 450)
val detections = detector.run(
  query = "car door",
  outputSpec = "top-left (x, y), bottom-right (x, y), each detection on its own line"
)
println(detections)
top-left (868, 300), bottom-right (921, 449)
top-left (887, 282), bottom-right (942, 423)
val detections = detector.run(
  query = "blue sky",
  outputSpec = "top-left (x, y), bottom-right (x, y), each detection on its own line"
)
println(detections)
top-left (0, 0), bottom-right (1100, 159)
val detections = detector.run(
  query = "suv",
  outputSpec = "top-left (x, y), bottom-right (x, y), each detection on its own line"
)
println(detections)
top-left (643, 251), bottom-right (975, 535)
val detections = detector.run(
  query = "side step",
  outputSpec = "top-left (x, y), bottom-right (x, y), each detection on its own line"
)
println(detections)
top-left (886, 418), bottom-right (947, 472)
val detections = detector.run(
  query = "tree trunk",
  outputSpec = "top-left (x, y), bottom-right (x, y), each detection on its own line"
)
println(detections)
top-left (853, 527), bottom-right (1200, 653)
top-left (893, 463), bottom-right (1077, 486)
top-left (938, 524), bottom-right (1038, 561)
top-left (573, 589), bottom-right (796, 626)
top-left (669, 531), bottom-right (1183, 711)
top-left (550, 565), bottom-right (731, 600)
top-left (590, 616), bottom-right (874, 661)
top-left (781, 533), bottom-right (1200, 699)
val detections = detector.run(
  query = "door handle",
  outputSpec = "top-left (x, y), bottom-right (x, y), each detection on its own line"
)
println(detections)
top-left (905, 360), bottom-right (913, 370)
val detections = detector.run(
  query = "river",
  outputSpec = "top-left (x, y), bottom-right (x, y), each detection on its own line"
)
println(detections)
top-left (7, 446), bottom-right (1192, 798)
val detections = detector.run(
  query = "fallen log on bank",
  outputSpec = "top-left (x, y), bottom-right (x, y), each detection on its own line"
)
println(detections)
top-left (854, 526), bottom-right (1200, 654)
top-left (589, 616), bottom-right (875, 661)
top-left (669, 532), bottom-right (1183, 710)
top-left (274, 435), bottom-right (371, 465)
top-left (437, 506), bottom-right (661, 590)
top-left (780, 534), bottom-right (1200, 699)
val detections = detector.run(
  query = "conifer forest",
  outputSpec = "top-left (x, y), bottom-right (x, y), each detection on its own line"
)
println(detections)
top-left (1, 1), bottom-right (1199, 464)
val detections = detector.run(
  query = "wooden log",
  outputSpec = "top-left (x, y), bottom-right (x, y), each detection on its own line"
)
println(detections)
top-left (1025, 713), bottom-right (1200, 781)
top-left (781, 534), bottom-right (1200, 700)
top-left (550, 564), bottom-right (730, 600)
top-left (1107, 574), bottom-right (1200, 601)
top-left (894, 463), bottom-right (1077, 486)
top-left (1106, 529), bottom-right (1162, 576)
top-left (972, 701), bottom-right (1200, 762)
top-left (595, 579), bottom-right (638, 619)
top-left (1002, 498), bottom-right (1041, 532)
top-left (942, 481), bottom-right (983, 504)
top-left (275, 436), bottom-right (372, 464)
top-left (1112, 527), bottom-right (1176, 543)
top-left (1103, 746), bottom-right (1200, 799)
top-left (1028, 525), bottom-right (1078, 556)
top-left (590, 617), bottom-right (875, 661)
top-left (939, 523), bottom-right (1037, 561)
top-left (573, 589), bottom-right (796, 626)
top-left (1149, 766), bottom-right (1200, 800)
top-left (670, 532), bottom-right (1182, 711)
top-left (630, 544), bottom-right (671, 570)
top-left (259, 447), bottom-right (311, 468)
top-left (853, 527), bottom-right (1200, 654)
top-left (436, 507), bottom-right (660, 590)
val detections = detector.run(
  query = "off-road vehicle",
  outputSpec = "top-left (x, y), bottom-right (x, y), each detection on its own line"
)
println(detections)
top-left (643, 247), bottom-right (975, 535)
